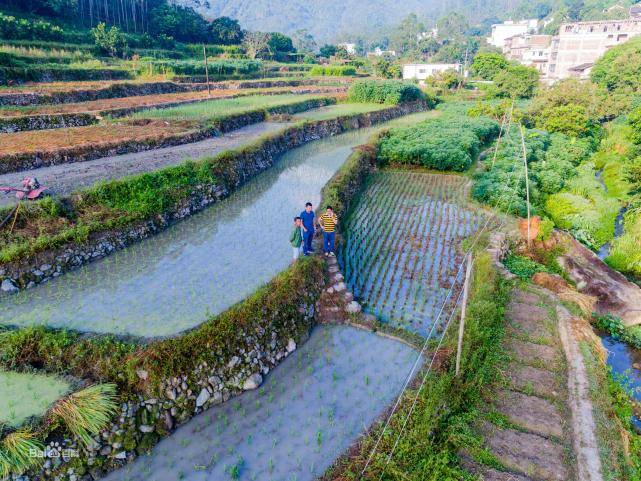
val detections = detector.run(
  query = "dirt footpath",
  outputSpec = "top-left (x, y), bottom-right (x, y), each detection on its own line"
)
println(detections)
top-left (0, 121), bottom-right (289, 206)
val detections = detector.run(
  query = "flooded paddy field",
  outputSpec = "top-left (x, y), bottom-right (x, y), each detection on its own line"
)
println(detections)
top-left (0, 112), bottom-right (437, 337)
top-left (340, 171), bottom-right (483, 336)
top-left (0, 370), bottom-right (70, 427)
top-left (102, 325), bottom-right (418, 481)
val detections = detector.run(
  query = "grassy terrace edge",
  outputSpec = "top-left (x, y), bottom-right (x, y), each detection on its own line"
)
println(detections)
top-left (0, 125), bottom-right (396, 480)
top-left (0, 101), bottom-right (429, 293)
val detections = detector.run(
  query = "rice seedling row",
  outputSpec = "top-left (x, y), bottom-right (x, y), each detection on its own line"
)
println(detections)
top-left (340, 171), bottom-right (483, 337)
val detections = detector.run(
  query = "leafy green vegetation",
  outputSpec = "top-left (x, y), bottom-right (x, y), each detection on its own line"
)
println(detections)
top-left (503, 254), bottom-right (549, 279)
top-left (378, 114), bottom-right (499, 171)
top-left (308, 65), bottom-right (357, 76)
top-left (347, 80), bottom-right (426, 105)
top-left (592, 35), bottom-right (641, 95)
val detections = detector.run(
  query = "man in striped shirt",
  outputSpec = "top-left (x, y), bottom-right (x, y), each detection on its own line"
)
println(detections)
top-left (318, 206), bottom-right (338, 257)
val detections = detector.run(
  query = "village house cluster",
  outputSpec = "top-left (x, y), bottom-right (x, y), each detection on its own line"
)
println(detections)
top-left (402, 3), bottom-right (641, 83)
top-left (491, 4), bottom-right (641, 81)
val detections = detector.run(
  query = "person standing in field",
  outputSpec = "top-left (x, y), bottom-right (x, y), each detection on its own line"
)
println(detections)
top-left (300, 202), bottom-right (315, 255)
top-left (319, 206), bottom-right (338, 257)
top-left (290, 217), bottom-right (303, 260)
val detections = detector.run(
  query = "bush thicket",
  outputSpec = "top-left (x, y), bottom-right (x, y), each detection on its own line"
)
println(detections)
top-left (347, 80), bottom-right (425, 105)
top-left (378, 115), bottom-right (499, 171)
top-left (308, 65), bottom-right (357, 76)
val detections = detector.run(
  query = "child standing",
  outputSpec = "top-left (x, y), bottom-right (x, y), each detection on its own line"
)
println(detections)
top-left (318, 206), bottom-right (338, 257)
top-left (290, 217), bottom-right (303, 260)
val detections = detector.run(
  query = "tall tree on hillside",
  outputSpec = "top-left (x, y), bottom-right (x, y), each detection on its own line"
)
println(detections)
top-left (209, 16), bottom-right (243, 45)
top-left (292, 29), bottom-right (317, 53)
top-left (389, 14), bottom-right (424, 54)
top-left (243, 31), bottom-right (270, 59)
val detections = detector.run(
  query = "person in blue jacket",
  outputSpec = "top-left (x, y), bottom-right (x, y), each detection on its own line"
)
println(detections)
top-left (300, 202), bottom-right (315, 255)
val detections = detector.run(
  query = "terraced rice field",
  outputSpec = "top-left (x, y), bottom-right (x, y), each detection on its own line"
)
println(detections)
top-left (0, 127), bottom-right (378, 337)
top-left (0, 94), bottom-right (327, 157)
top-left (340, 171), bottom-right (484, 337)
top-left (0, 87), bottom-right (341, 118)
top-left (128, 94), bottom-right (327, 121)
top-left (0, 370), bottom-right (70, 427)
top-left (292, 103), bottom-right (386, 121)
top-left (102, 325), bottom-right (417, 481)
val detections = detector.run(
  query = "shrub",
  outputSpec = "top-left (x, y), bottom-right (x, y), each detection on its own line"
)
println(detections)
top-left (470, 52), bottom-right (509, 80)
top-left (379, 115), bottom-right (499, 171)
top-left (91, 23), bottom-right (128, 58)
top-left (493, 64), bottom-right (539, 99)
top-left (592, 35), bottom-right (641, 93)
top-left (537, 104), bottom-right (594, 138)
top-left (0, 13), bottom-right (65, 41)
top-left (503, 254), bottom-right (548, 279)
top-left (347, 80), bottom-right (425, 105)
top-left (308, 65), bottom-right (357, 76)
top-left (0, 430), bottom-right (44, 478)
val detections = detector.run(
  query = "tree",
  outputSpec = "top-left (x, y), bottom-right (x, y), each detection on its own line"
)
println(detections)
top-left (591, 35), bottom-right (641, 93)
top-left (389, 13), bottom-right (424, 54)
top-left (493, 65), bottom-right (540, 98)
top-left (268, 32), bottom-right (295, 53)
top-left (471, 52), bottom-right (509, 80)
top-left (209, 17), bottom-right (243, 45)
top-left (319, 44), bottom-right (337, 58)
top-left (91, 22), bottom-right (127, 57)
top-left (537, 104), bottom-right (593, 137)
top-left (373, 59), bottom-right (401, 79)
top-left (292, 29), bottom-right (317, 53)
top-left (149, 4), bottom-right (209, 43)
top-left (243, 31), bottom-right (270, 59)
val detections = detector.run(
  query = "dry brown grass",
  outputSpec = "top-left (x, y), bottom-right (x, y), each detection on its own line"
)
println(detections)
top-left (0, 120), bottom-right (198, 156)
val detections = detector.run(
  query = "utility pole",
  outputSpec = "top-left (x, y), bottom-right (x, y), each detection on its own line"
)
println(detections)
top-left (203, 44), bottom-right (211, 98)
top-left (519, 123), bottom-right (531, 248)
top-left (455, 253), bottom-right (473, 377)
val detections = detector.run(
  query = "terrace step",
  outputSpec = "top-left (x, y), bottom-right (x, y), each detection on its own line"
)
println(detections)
top-left (493, 389), bottom-right (564, 439)
top-left (480, 422), bottom-right (569, 481)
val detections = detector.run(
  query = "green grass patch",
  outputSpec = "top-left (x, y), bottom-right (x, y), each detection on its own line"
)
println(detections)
top-left (293, 102), bottom-right (386, 121)
top-left (0, 370), bottom-right (70, 428)
top-left (128, 94), bottom-right (324, 122)
top-left (309, 65), bottom-right (357, 76)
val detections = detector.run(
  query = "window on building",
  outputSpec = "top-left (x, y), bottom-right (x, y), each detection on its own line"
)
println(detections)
top-left (419, 69), bottom-right (426, 73)
top-left (565, 25), bottom-right (573, 32)
top-left (618, 34), bottom-right (628, 41)
top-left (589, 26), bottom-right (594, 32)
top-left (603, 26), bottom-right (608, 32)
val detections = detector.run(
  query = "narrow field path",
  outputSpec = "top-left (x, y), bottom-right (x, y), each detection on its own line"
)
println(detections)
top-left (0, 121), bottom-right (289, 207)
top-left (464, 286), bottom-right (603, 481)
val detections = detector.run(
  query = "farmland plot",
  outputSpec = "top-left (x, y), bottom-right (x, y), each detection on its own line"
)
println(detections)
top-left (0, 370), bottom-right (70, 427)
top-left (102, 325), bottom-right (417, 481)
top-left (340, 171), bottom-right (484, 337)
top-left (0, 127), bottom-right (381, 337)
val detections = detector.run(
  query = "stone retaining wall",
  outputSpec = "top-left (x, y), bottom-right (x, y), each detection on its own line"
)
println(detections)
top-left (0, 101), bottom-right (427, 295)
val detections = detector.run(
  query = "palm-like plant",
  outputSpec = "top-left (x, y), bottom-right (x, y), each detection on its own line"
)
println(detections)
top-left (50, 384), bottom-right (118, 447)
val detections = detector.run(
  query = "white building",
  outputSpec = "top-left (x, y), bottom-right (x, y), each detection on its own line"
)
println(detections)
top-left (547, 17), bottom-right (641, 80)
top-left (504, 34), bottom-right (552, 75)
top-left (402, 63), bottom-right (461, 81)
top-left (338, 43), bottom-right (357, 55)
top-left (487, 19), bottom-right (538, 48)
top-left (367, 47), bottom-right (397, 57)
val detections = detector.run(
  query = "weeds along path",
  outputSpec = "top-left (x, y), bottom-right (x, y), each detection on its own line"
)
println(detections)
top-left (340, 171), bottom-right (484, 337)
top-left (0, 121), bottom-right (290, 207)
